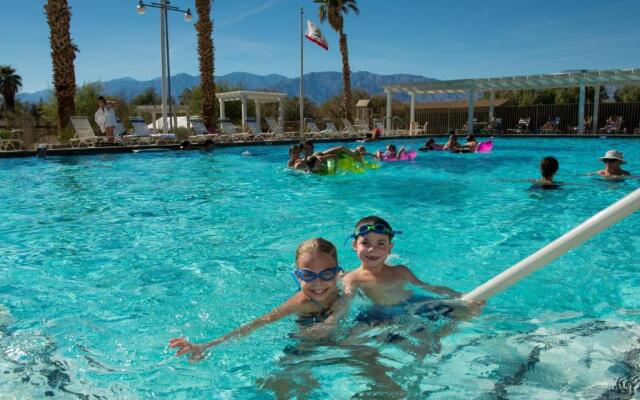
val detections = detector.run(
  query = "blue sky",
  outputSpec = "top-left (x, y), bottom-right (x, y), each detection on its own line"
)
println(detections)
top-left (3, 0), bottom-right (640, 93)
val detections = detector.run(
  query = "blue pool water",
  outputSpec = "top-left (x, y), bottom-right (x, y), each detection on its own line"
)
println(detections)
top-left (1, 137), bottom-right (639, 399)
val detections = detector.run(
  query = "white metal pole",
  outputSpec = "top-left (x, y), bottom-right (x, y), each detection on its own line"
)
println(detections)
top-left (299, 7), bottom-right (304, 138)
top-left (467, 88), bottom-right (475, 135)
top-left (489, 89), bottom-right (495, 121)
top-left (462, 188), bottom-right (640, 302)
top-left (409, 92), bottom-right (416, 134)
top-left (160, 0), bottom-right (169, 135)
top-left (593, 85), bottom-right (600, 135)
top-left (578, 80), bottom-right (585, 135)
top-left (241, 95), bottom-right (247, 132)
top-left (385, 90), bottom-right (392, 131)
top-left (255, 101), bottom-right (261, 132)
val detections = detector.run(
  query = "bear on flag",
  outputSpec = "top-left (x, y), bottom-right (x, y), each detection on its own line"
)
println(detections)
top-left (305, 20), bottom-right (328, 50)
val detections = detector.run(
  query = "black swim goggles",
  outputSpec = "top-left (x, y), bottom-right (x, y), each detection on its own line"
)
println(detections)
top-left (293, 266), bottom-right (342, 282)
top-left (344, 223), bottom-right (402, 245)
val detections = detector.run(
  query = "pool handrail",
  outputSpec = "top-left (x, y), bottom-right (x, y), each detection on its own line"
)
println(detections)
top-left (462, 187), bottom-right (640, 302)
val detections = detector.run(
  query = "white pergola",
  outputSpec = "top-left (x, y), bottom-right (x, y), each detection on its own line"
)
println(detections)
top-left (383, 68), bottom-right (640, 134)
top-left (216, 91), bottom-right (286, 132)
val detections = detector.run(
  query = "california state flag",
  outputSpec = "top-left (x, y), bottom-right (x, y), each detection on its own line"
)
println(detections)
top-left (305, 20), bottom-right (329, 50)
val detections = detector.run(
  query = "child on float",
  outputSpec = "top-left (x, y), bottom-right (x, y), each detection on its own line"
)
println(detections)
top-left (374, 144), bottom-right (406, 160)
top-left (169, 238), bottom-right (345, 361)
top-left (287, 144), bottom-right (301, 168)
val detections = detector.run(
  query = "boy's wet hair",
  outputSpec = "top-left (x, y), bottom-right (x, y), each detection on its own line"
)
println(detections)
top-left (295, 238), bottom-right (337, 265)
top-left (306, 155), bottom-right (319, 170)
top-left (540, 156), bottom-right (559, 179)
top-left (289, 144), bottom-right (299, 156)
top-left (354, 215), bottom-right (394, 240)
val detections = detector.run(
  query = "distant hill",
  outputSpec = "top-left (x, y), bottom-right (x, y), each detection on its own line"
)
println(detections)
top-left (17, 71), bottom-right (437, 104)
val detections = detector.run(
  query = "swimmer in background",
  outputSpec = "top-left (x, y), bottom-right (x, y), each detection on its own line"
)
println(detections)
top-left (169, 238), bottom-right (345, 361)
top-left (459, 135), bottom-right (478, 153)
top-left (419, 138), bottom-right (444, 151)
top-left (531, 156), bottom-right (561, 189)
top-left (374, 144), bottom-right (406, 160)
top-left (288, 144), bottom-right (302, 168)
top-left (596, 150), bottom-right (631, 178)
top-left (299, 141), bottom-right (314, 158)
top-left (442, 132), bottom-right (460, 152)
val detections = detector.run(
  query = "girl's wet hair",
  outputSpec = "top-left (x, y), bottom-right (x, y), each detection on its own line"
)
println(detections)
top-left (354, 215), bottom-right (394, 239)
top-left (540, 156), bottom-right (559, 179)
top-left (295, 238), bottom-right (338, 265)
top-left (289, 144), bottom-right (299, 156)
top-left (387, 144), bottom-right (397, 152)
top-left (306, 155), bottom-right (319, 170)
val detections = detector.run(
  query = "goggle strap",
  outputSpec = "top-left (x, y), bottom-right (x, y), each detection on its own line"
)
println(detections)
top-left (290, 272), bottom-right (301, 291)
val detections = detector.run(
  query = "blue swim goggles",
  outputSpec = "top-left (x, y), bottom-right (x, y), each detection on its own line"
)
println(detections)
top-left (343, 223), bottom-right (402, 245)
top-left (293, 266), bottom-right (342, 282)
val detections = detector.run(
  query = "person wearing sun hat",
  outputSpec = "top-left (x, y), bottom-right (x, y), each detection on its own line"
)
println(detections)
top-left (597, 150), bottom-right (630, 177)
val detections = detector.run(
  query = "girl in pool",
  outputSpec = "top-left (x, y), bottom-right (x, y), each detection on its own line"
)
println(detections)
top-left (531, 156), bottom-right (561, 189)
top-left (287, 144), bottom-right (302, 168)
top-left (442, 133), bottom-right (460, 152)
top-left (374, 144), bottom-right (406, 160)
top-left (169, 238), bottom-right (345, 361)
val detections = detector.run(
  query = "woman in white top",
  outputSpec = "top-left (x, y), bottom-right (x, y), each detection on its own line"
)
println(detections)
top-left (95, 96), bottom-right (117, 141)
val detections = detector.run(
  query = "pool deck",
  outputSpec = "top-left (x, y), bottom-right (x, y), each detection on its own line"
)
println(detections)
top-left (1, 133), bottom-right (639, 159)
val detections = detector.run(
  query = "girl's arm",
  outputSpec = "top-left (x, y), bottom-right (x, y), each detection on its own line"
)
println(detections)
top-left (169, 295), bottom-right (301, 360)
top-left (401, 266), bottom-right (462, 298)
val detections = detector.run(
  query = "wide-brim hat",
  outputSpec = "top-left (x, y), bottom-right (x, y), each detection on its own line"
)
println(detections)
top-left (599, 150), bottom-right (625, 163)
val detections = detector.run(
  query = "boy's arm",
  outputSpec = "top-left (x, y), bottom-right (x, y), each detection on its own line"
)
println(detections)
top-left (401, 266), bottom-right (462, 298)
top-left (169, 295), bottom-right (300, 360)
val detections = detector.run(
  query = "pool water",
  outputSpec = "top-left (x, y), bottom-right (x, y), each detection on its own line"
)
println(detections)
top-left (1, 137), bottom-right (639, 399)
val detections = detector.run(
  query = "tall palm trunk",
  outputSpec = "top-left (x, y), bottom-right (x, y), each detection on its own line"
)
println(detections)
top-left (195, 0), bottom-right (216, 130)
top-left (338, 31), bottom-right (353, 121)
top-left (44, 0), bottom-right (77, 132)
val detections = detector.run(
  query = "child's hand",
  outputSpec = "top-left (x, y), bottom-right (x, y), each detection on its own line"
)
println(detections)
top-left (169, 337), bottom-right (206, 362)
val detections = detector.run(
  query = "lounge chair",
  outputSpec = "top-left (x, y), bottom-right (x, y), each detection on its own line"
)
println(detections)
top-left (340, 118), bottom-right (368, 137)
top-left (114, 118), bottom-right (127, 138)
top-left (600, 116), bottom-right (625, 134)
top-left (323, 118), bottom-right (349, 139)
top-left (246, 117), bottom-right (271, 141)
top-left (507, 118), bottom-right (531, 134)
top-left (355, 118), bottom-right (370, 133)
top-left (265, 116), bottom-right (290, 140)
top-left (0, 129), bottom-right (23, 151)
top-left (481, 118), bottom-right (502, 135)
top-left (69, 116), bottom-right (107, 147)
top-left (126, 117), bottom-right (176, 145)
top-left (188, 116), bottom-right (220, 143)
top-left (304, 118), bottom-right (329, 140)
top-left (539, 117), bottom-right (560, 134)
top-left (219, 118), bottom-right (253, 142)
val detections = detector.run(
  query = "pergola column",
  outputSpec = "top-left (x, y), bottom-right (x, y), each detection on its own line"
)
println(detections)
top-left (219, 98), bottom-right (226, 120)
top-left (241, 95), bottom-right (248, 132)
top-left (152, 111), bottom-right (158, 130)
top-left (409, 92), bottom-right (416, 134)
top-left (385, 89), bottom-right (392, 131)
top-left (255, 101), bottom-right (261, 130)
top-left (592, 85), bottom-right (600, 135)
top-left (578, 80), bottom-right (585, 135)
top-left (489, 89), bottom-right (495, 120)
top-left (467, 88), bottom-right (475, 134)
top-left (278, 98), bottom-right (285, 131)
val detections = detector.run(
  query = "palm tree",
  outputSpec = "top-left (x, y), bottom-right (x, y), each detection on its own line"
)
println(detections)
top-left (44, 0), bottom-right (78, 132)
top-left (314, 0), bottom-right (359, 121)
top-left (195, 0), bottom-right (216, 130)
top-left (0, 65), bottom-right (22, 112)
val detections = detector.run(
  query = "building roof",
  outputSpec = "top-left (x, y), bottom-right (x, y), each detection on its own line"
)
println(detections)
top-left (216, 91), bottom-right (286, 103)
top-left (416, 98), bottom-right (509, 109)
top-left (384, 68), bottom-right (640, 95)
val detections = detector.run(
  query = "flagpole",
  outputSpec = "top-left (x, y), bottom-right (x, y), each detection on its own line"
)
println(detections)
top-left (299, 7), bottom-right (304, 139)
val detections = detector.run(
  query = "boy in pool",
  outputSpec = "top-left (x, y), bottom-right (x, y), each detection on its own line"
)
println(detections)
top-left (169, 238), bottom-right (345, 361)
top-left (374, 144), bottom-right (406, 160)
top-left (342, 216), bottom-right (463, 308)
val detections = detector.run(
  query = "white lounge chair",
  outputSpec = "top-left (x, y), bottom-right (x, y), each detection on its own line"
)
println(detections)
top-left (188, 116), bottom-right (220, 143)
top-left (340, 117), bottom-right (368, 137)
top-left (246, 117), bottom-right (271, 140)
top-left (127, 117), bottom-right (176, 145)
top-left (114, 118), bottom-right (127, 138)
top-left (507, 117), bottom-right (531, 134)
top-left (69, 116), bottom-right (106, 147)
top-left (219, 118), bottom-right (253, 142)
top-left (323, 118), bottom-right (347, 139)
top-left (0, 129), bottom-right (23, 151)
top-left (305, 118), bottom-right (338, 139)
top-left (265, 117), bottom-right (292, 140)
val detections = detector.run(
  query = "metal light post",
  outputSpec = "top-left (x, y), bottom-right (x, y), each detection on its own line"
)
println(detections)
top-left (136, 0), bottom-right (192, 135)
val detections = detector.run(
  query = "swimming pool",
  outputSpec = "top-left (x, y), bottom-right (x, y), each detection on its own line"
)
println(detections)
top-left (1, 137), bottom-right (639, 399)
